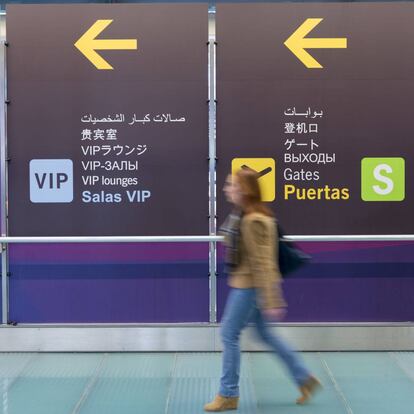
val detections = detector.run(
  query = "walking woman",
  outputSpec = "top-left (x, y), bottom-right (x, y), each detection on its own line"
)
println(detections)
top-left (204, 169), bottom-right (320, 412)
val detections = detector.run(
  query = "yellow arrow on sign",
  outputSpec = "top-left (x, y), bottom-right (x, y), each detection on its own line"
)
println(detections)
top-left (75, 20), bottom-right (137, 70)
top-left (284, 18), bottom-right (347, 69)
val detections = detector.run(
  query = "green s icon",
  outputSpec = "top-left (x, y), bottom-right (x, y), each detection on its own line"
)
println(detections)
top-left (361, 158), bottom-right (405, 201)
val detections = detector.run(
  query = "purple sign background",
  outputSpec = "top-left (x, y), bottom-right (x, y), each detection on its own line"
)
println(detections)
top-left (7, 4), bottom-right (208, 236)
top-left (214, 3), bottom-right (414, 323)
top-left (7, 241), bottom-right (414, 323)
top-left (218, 241), bottom-right (414, 322)
top-left (217, 3), bottom-right (414, 234)
top-left (9, 243), bottom-right (210, 323)
top-left (4, 4), bottom-right (414, 324)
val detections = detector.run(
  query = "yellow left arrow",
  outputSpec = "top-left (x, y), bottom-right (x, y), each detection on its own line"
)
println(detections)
top-left (74, 20), bottom-right (138, 70)
top-left (284, 18), bottom-right (347, 69)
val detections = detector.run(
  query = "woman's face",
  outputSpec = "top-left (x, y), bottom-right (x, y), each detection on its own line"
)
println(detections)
top-left (223, 174), bottom-right (243, 206)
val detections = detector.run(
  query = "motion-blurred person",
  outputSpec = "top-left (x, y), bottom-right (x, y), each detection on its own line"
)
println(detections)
top-left (204, 169), bottom-right (321, 412)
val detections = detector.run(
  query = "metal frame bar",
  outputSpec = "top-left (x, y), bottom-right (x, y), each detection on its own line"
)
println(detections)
top-left (287, 235), bottom-right (414, 242)
top-left (0, 236), bottom-right (223, 244)
top-left (208, 10), bottom-right (217, 323)
top-left (0, 234), bottom-right (414, 244)
top-left (0, 41), bottom-right (7, 325)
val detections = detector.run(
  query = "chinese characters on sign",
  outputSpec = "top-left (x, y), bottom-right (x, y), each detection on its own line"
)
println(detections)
top-left (282, 107), bottom-right (348, 201)
top-left (78, 112), bottom-right (186, 203)
top-left (217, 3), bottom-right (414, 234)
top-left (7, 4), bottom-right (208, 236)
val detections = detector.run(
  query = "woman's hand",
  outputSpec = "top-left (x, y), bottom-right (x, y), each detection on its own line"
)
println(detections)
top-left (263, 308), bottom-right (286, 322)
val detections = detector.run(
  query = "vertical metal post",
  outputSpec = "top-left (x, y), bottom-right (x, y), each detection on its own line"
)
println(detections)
top-left (0, 40), bottom-right (8, 325)
top-left (208, 9), bottom-right (217, 323)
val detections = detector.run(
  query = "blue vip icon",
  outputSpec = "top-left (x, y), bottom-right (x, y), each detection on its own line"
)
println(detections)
top-left (30, 159), bottom-right (74, 203)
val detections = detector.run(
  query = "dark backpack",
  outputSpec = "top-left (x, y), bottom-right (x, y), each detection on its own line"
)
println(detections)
top-left (277, 226), bottom-right (311, 277)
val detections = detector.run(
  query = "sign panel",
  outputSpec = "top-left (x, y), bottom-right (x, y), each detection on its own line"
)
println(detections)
top-left (7, 4), bottom-right (208, 236)
top-left (217, 3), bottom-right (414, 234)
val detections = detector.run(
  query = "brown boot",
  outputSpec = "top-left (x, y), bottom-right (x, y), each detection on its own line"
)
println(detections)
top-left (204, 395), bottom-right (239, 412)
top-left (296, 376), bottom-right (322, 405)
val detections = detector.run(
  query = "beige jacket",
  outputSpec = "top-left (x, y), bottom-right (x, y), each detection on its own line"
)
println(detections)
top-left (226, 212), bottom-right (286, 309)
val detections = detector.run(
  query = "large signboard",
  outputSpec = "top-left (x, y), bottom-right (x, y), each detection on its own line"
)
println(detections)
top-left (7, 4), bottom-right (208, 236)
top-left (217, 3), bottom-right (414, 234)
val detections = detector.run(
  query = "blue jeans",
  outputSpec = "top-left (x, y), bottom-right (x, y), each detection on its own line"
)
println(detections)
top-left (219, 288), bottom-right (311, 397)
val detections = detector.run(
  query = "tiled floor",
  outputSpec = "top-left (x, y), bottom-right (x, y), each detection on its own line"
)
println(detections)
top-left (0, 352), bottom-right (414, 413)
